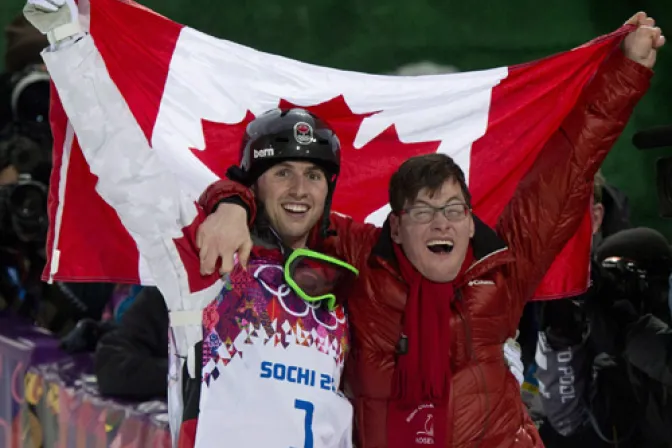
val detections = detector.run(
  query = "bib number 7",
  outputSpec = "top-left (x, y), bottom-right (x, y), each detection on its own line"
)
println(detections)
top-left (293, 399), bottom-right (314, 448)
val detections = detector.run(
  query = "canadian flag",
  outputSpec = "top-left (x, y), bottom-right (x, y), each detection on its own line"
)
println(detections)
top-left (43, 0), bottom-right (630, 306)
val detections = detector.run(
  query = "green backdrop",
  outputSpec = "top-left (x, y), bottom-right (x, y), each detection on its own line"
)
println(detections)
top-left (2, 0), bottom-right (671, 236)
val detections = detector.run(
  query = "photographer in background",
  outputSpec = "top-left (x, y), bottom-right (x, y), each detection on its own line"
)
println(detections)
top-left (0, 14), bottom-right (114, 337)
top-left (0, 14), bottom-right (52, 317)
top-left (536, 227), bottom-right (672, 448)
top-left (94, 286), bottom-right (169, 400)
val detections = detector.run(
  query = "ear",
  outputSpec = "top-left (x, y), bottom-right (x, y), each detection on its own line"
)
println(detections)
top-left (389, 213), bottom-right (402, 244)
top-left (592, 203), bottom-right (605, 235)
top-left (468, 214), bottom-right (475, 238)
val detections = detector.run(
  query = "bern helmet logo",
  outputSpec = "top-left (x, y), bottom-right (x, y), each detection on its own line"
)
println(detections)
top-left (253, 147), bottom-right (275, 159)
top-left (294, 122), bottom-right (314, 145)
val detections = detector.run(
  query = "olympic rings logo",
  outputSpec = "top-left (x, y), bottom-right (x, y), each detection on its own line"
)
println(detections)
top-left (252, 264), bottom-right (346, 331)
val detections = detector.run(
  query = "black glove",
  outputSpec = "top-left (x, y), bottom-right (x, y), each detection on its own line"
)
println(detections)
top-left (60, 318), bottom-right (117, 354)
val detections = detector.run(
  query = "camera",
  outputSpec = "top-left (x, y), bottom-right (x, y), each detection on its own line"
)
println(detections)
top-left (8, 63), bottom-right (50, 124)
top-left (0, 63), bottom-right (51, 247)
top-left (0, 126), bottom-right (52, 180)
top-left (0, 175), bottom-right (48, 245)
top-left (595, 226), bottom-right (672, 320)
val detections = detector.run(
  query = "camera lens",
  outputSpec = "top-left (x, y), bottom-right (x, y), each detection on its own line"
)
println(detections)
top-left (8, 181), bottom-right (47, 243)
top-left (14, 81), bottom-right (50, 124)
top-left (10, 182), bottom-right (45, 220)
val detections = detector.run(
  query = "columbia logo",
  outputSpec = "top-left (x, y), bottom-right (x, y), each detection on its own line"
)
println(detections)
top-left (468, 279), bottom-right (495, 286)
top-left (253, 148), bottom-right (274, 158)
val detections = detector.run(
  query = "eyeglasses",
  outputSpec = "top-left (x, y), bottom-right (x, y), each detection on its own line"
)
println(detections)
top-left (400, 203), bottom-right (471, 224)
top-left (284, 248), bottom-right (359, 311)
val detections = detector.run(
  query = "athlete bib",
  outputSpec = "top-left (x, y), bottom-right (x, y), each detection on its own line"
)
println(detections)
top-left (195, 255), bottom-right (352, 448)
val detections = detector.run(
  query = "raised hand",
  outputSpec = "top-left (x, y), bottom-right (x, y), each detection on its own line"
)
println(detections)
top-left (622, 12), bottom-right (666, 69)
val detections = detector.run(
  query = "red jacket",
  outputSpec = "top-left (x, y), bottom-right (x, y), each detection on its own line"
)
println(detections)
top-left (199, 50), bottom-right (652, 448)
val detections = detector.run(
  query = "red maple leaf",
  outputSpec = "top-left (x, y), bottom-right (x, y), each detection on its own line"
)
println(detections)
top-left (188, 110), bottom-right (256, 178)
top-left (190, 95), bottom-right (440, 222)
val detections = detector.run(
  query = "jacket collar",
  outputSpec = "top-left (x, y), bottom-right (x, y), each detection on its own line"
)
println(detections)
top-left (370, 214), bottom-right (514, 280)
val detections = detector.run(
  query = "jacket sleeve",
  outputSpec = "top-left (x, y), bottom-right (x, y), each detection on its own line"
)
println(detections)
top-left (497, 49), bottom-right (652, 306)
top-left (94, 286), bottom-right (169, 400)
top-left (621, 314), bottom-right (672, 387)
top-left (199, 178), bottom-right (258, 225)
top-left (322, 213), bottom-right (381, 271)
top-left (198, 179), bottom-right (381, 271)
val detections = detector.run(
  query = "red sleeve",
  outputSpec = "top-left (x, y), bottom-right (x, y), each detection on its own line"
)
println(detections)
top-left (322, 213), bottom-right (382, 271)
top-left (497, 49), bottom-right (652, 307)
top-left (198, 178), bottom-right (257, 225)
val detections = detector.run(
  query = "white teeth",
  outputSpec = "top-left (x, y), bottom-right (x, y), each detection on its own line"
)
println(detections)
top-left (427, 240), bottom-right (454, 247)
top-left (283, 204), bottom-right (309, 213)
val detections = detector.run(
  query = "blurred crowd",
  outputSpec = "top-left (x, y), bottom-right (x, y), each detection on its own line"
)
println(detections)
top-left (1, 8), bottom-right (671, 448)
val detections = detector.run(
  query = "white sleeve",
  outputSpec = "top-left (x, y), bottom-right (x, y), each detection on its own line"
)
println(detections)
top-left (41, 34), bottom-right (222, 376)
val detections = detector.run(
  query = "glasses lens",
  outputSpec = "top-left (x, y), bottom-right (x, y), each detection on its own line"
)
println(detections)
top-left (409, 207), bottom-right (434, 223)
top-left (408, 204), bottom-right (468, 223)
top-left (444, 204), bottom-right (468, 221)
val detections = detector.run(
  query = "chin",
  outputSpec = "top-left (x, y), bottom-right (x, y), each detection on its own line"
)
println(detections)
top-left (427, 273), bottom-right (459, 283)
top-left (420, 265), bottom-right (460, 283)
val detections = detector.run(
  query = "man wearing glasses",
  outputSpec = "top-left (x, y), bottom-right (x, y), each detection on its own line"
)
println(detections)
top-left (195, 11), bottom-right (663, 447)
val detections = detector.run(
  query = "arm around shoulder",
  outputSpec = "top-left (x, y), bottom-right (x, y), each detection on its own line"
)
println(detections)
top-left (324, 212), bottom-right (382, 271)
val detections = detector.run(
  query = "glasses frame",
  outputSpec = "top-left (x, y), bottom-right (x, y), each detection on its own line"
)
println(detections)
top-left (399, 202), bottom-right (472, 224)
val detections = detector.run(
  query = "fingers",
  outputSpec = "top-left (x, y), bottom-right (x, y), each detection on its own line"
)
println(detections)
top-left (237, 239), bottom-right (253, 271)
top-left (624, 12), bottom-right (664, 43)
top-left (200, 247), bottom-right (220, 276)
top-left (639, 25), bottom-right (664, 46)
top-left (219, 254), bottom-right (235, 276)
top-left (30, 0), bottom-right (61, 11)
top-left (624, 11), bottom-right (646, 26)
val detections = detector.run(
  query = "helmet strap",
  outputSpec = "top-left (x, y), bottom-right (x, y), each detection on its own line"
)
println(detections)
top-left (320, 179), bottom-right (338, 239)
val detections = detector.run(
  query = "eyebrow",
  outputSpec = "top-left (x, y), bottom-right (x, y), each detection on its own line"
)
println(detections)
top-left (413, 196), bottom-right (463, 206)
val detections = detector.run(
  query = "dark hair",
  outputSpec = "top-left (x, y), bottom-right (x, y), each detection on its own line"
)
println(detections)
top-left (389, 153), bottom-right (471, 213)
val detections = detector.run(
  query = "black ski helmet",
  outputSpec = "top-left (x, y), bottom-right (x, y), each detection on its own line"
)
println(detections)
top-left (227, 108), bottom-right (341, 238)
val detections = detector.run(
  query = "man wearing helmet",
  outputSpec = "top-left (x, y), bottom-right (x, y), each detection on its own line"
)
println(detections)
top-left (194, 12), bottom-right (664, 448)
top-left (173, 107), bottom-right (357, 448)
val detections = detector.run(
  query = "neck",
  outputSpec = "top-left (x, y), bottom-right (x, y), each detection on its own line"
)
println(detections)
top-left (284, 235), bottom-right (309, 250)
top-left (266, 226), bottom-right (309, 250)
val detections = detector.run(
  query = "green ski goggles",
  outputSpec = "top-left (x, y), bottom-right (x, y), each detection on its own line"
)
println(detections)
top-left (283, 248), bottom-right (359, 311)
